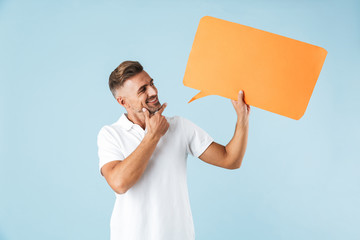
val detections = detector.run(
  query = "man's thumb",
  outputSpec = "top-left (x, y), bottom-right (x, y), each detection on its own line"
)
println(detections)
top-left (238, 90), bottom-right (244, 102)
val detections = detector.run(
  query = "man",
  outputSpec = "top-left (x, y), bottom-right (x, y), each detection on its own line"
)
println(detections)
top-left (97, 61), bottom-right (250, 240)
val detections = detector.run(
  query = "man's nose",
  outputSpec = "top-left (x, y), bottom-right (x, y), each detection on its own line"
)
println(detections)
top-left (147, 85), bottom-right (157, 96)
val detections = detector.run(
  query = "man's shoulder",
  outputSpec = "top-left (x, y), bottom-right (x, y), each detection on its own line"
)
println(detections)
top-left (97, 114), bottom-right (127, 134)
top-left (97, 121), bottom-right (124, 138)
top-left (97, 125), bottom-right (116, 138)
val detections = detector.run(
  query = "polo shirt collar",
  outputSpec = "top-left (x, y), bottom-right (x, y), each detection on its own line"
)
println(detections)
top-left (118, 113), bottom-right (134, 131)
top-left (118, 113), bottom-right (147, 134)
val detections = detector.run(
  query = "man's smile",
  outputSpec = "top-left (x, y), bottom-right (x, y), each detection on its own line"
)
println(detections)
top-left (146, 96), bottom-right (159, 104)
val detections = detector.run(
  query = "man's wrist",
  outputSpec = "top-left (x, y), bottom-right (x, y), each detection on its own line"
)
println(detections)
top-left (144, 132), bottom-right (161, 144)
top-left (236, 119), bottom-right (249, 130)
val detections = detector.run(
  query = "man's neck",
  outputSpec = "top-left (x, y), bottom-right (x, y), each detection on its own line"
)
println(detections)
top-left (126, 112), bottom-right (146, 130)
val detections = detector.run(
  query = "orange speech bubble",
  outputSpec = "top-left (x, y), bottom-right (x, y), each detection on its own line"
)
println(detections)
top-left (183, 16), bottom-right (327, 120)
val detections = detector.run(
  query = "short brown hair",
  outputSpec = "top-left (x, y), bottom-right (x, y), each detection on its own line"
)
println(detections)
top-left (109, 61), bottom-right (143, 98)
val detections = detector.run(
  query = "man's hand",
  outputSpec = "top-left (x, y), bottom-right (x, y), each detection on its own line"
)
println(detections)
top-left (143, 103), bottom-right (169, 140)
top-left (231, 90), bottom-right (250, 126)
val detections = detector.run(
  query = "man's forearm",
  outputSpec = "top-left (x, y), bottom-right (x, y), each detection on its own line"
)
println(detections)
top-left (225, 120), bottom-right (249, 169)
top-left (110, 133), bottom-right (160, 193)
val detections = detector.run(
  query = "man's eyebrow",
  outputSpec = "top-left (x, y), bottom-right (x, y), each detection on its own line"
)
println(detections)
top-left (137, 79), bottom-right (154, 94)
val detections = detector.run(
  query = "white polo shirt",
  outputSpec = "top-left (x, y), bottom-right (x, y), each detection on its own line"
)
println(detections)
top-left (97, 113), bottom-right (214, 240)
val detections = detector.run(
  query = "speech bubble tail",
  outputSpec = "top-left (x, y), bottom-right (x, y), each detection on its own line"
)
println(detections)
top-left (188, 91), bottom-right (209, 103)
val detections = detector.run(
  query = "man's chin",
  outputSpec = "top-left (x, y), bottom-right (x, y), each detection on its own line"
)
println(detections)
top-left (147, 103), bottom-right (161, 114)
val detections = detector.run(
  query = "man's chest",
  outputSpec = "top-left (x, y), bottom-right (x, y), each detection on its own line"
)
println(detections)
top-left (117, 122), bottom-right (188, 164)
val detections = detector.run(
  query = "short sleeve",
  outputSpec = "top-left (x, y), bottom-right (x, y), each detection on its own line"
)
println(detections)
top-left (180, 117), bottom-right (214, 158)
top-left (97, 126), bottom-right (125, 176)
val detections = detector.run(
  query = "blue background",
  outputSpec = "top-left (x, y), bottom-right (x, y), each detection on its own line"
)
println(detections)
top-left (1, 0), bottom-right (359, 239)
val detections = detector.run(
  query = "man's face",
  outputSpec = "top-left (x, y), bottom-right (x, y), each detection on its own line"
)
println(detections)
top-left (117, 70), bottom-right (162, 114)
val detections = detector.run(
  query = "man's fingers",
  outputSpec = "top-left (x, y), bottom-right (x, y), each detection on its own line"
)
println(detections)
top-left (143, 108), bottom-right (150, 124)
top-left (157, 102), bottom-right (167, 115)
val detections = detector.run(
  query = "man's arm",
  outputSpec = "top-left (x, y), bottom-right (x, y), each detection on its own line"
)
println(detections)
top-left (199, 90), bottom-right (250, 169)
top-left (101, 104), bottom-right (169, 194)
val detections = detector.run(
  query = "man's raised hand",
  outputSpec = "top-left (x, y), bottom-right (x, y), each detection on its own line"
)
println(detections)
top-left (231, 90), bottom-right (250, 126)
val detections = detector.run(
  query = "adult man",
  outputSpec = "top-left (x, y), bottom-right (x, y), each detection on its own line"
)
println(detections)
top-left (97, 60), bottom-right (250, 240)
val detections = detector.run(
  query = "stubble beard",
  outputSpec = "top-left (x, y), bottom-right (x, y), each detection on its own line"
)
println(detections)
top-left (144, 95), bottom-right (161, 114)
top-left (146, 101), bottom-right (161, 114)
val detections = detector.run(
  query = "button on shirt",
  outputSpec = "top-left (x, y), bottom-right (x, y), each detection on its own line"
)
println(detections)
top-left (97, 113), bottom-right (214, 240)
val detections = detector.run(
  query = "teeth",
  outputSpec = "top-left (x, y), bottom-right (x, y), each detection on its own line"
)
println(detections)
top-left (148, 97), bottom-right (157, 103)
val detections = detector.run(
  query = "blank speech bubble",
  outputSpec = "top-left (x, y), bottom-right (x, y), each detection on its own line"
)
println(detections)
top-left (183, 16), bottom-right (327, 120)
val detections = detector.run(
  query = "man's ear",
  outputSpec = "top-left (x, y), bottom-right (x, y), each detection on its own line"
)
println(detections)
top-left (116, 96), bottom-right (127, 107)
